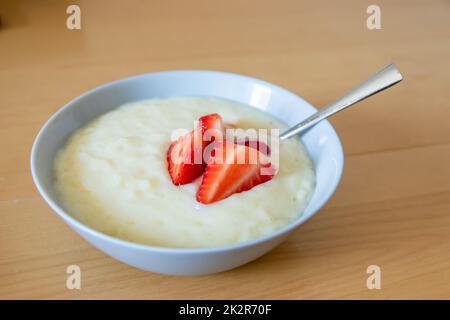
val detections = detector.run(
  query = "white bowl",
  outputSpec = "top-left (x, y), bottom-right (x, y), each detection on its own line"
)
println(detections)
top-left (30, 70), bottom-right (344, 275)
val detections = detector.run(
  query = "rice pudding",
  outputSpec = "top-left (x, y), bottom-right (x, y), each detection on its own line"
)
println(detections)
top-left (54, 97), bottom-right (315, 248)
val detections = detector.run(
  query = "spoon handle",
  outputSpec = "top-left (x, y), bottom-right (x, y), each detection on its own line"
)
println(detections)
top-left (279, 64), bottom-right (403, 140)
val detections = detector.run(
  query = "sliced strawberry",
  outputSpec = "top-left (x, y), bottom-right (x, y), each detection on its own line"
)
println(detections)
top-left (167, 114), bottom-right (225, 185)
top-left (196, 142), bottom-right (276, 204)
top-left (198, 113), bottom-right (225, 163)
top-left (167, 129), bottom-right (204, 185)
top-left (198, 113), bottom-right (225, 145)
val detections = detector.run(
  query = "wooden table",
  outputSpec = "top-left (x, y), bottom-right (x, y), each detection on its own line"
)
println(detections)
top-left (1, 0), bottom-right (449, 299)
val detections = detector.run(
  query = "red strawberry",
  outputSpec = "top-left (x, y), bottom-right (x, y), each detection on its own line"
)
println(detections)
top-left (167, 114), bottom-right (225, 185)
top-left (196, 142), bottom-right (276, 204)
top-left (198, 113), bottom-right (225, 164)
top-left (198, 113), bottom-right (225, 145)
top-left (167, 129), bottom-right (204, 185)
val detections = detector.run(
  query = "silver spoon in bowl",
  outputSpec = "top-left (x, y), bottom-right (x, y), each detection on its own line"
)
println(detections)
top-left (280, 64), bottom-right (403, 140)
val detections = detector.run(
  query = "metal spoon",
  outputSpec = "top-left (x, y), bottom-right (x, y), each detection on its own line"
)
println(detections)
top-left (280, 64), bottom-right (403, 140)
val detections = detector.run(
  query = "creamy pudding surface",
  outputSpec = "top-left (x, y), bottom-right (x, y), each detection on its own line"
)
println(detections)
top-left (54, 97), bottom-right (315, 248)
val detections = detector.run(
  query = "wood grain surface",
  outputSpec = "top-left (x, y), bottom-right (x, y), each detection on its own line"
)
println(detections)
top-left (1, 0), bottom-right (449, 299)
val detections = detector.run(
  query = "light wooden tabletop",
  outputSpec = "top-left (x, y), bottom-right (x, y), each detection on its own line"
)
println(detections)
top-left (1, 0), bottom-right (449, 299)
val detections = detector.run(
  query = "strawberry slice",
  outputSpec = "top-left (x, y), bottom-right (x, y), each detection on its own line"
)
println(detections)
top-left (196, 142), bottom-right (276, 204)
top-left (167, 129), bottom-right (204, 185)
top-left (198, 113), bottom-right (225, 145)
top-left (167, 114), bottom-right (225, 185)
top-left (197, 113), bottom-right (225, 165)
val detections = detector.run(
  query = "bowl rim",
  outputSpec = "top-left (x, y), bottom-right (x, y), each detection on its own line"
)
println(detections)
top-left (30, 69), bottom-right (344, 254)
